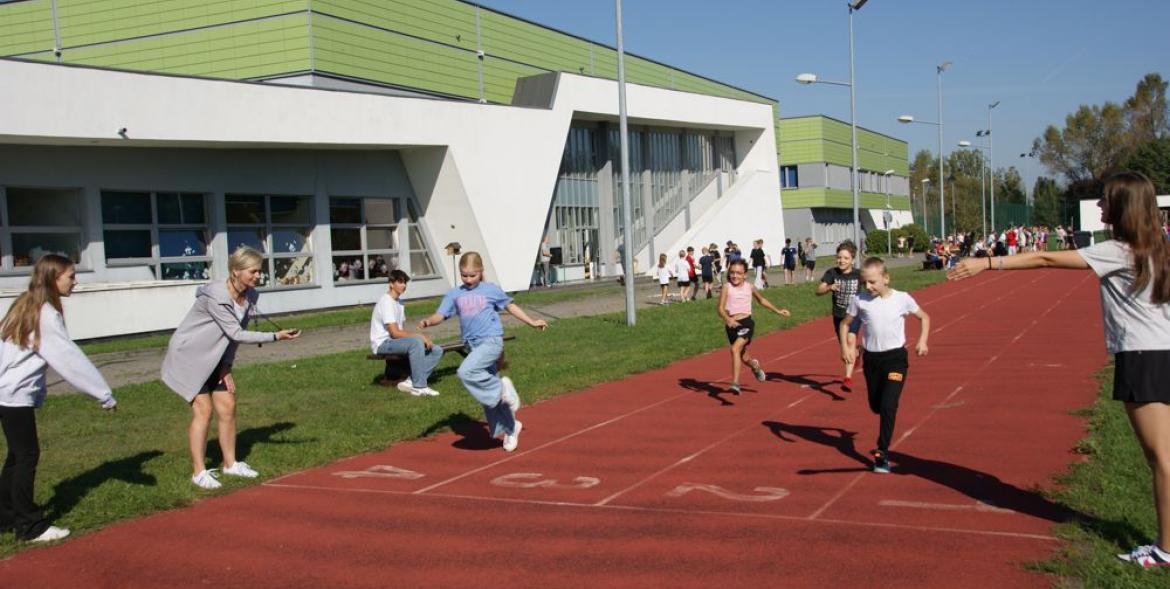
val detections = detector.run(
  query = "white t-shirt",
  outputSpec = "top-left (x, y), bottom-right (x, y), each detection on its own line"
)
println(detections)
top-left (657, 266), bottom-right (672, 285)
top-left (369, 293), bottom-right (406, 353)
top-left (674, 258), bottom-right (691, 282)
top-left (847, 289), bottom-right (920, 352)
top-left (1077, 239), bottom-right (1170, 353)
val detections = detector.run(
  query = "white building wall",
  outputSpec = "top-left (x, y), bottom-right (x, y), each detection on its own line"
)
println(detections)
top-left (0, 60), bottom-right (781, 338)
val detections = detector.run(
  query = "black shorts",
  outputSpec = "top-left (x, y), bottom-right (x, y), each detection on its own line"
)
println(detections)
top-left (677, 279), bottom-right (690, 286)
top-left (196, 366), bottom-right (229, 396)
top-left (804, 260), bottom-right (816, 270)
top-left (1113, 351), bottom-right (1170, 403)
top-left (725, 316), bottom-right (756, 345)
top-left (702, 274), bottom-right (714, 283)
top-left (783, 262), bottom-right (796, 271)
top-left (833, 315), bottom-right (862, 337)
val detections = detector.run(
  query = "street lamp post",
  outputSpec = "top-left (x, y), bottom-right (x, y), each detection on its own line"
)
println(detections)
top-left (615, 0), bottom-right (636, 326)
top-left (883, 169), bottom-right (895, 256)
top-left (987, 101), bottom-right (999, 234)
top-left (898, 61), bottom-right (951, 240)
top-left (796, 0), bottom-right (869, 258)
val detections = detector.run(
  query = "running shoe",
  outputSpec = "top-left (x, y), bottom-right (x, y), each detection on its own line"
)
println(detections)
top-left (192, 469), bottom-right (222, 489)
top-left (1117, 544), bottom-right (1170, 568)
top-left (502, 420), bottom-right (523, 452)
top-left (411, 386), bottom-right (441, 397)
top-left (222, 461), bottom-right (259, 478)
top-left (729, 383), bottom-right (741, 396)
top-left (872, 450), bottom-right (891, 474)
top-left (395, 378), bottom-right (414, 394)
top-left (750, 360), bottom-right (767, 382)
top-left (842, 377), bottom-right (853, 392)
top-left (28, 525), bottom-right (70, 543)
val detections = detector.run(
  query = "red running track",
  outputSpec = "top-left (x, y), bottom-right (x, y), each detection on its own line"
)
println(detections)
top-left (1, 270), bottom-right (1106, 588)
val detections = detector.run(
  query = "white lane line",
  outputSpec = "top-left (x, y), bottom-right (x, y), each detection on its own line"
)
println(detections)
top-left (411, 391), bottom-right (690, 495)
top-left (593, 393), bottom-right (814, 506)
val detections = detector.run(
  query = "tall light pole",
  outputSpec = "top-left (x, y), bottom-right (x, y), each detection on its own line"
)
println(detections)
top-left (883, 169), bottom-right (895, 256)
top-left (615, 0), bottom-right (635, 326)
top-left (987, 101), bottom-right (999, 234)
top-left (796, 0), bottom-right (869, 257)
top-left (900, 62), bottom-right (951, 239)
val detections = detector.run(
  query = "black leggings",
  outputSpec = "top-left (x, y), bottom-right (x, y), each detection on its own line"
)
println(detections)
top-left (862, 347), bottom-right (909, 453)
top-left (0, 406), bottom-right (48, 540)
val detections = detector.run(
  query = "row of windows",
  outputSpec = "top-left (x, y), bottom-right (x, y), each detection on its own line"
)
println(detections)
top-left (0, 187), bottom-right (438, 286)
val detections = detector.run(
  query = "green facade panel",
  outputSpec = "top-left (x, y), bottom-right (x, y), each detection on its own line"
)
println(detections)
top-left (312, 15), bottom-right (480, 98)
top-left (0, 0), bottom-right (55, 56)
top-left (781, 188), bottom-right (910, 211)
top-left (55, 0), bottom-right (305, 49)
top-left (60, 14), bottom-right (310, 80)
top-left (778, 116), bottom-right (909, 176)
top-left (313, 0), bottom-right (478, 53)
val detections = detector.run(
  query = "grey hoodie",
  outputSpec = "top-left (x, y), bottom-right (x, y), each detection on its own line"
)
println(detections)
top-left (0, 303), bottom-right (115, 409)
top-left (161, 281), bottom-right (274, 402)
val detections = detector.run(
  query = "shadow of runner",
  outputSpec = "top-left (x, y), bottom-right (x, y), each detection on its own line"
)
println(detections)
top-left (766, 372), bottom-right (845, 401)
top-left (207, 422), bottom-right (307, 465)
top-left (763, 420), bottom-right (1146, 543)
top-left (45, 450), bottom-right (163, 520)
top-left (421, 412), bottom-right (499, 451)
top-left (679, 378), bottom-right (735, 406)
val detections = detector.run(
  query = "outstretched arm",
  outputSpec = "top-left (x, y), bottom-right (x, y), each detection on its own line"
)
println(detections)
top-left (505, 303), bottom-right (548, 330)
top-left (417, 312), bottom-right (445, 329)
top-left (752, 287), bottom-right (790, 317)
top-left (949, 249), bottom-right (1089, 280)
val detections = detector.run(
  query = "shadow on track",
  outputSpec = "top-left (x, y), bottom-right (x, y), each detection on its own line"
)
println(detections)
top-left (422, 412), bottom-right (500, 451)
top-left (762, 419), bottom-right (1147, 544)
top-left (765, 372), bottom-right (845, 401)
top-left (679, 378), bottom-right (737, 406)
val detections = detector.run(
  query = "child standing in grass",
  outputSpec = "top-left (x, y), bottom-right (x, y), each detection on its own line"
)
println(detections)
top-left (840, 257), bottom-right (930, 474)
top-left (656, 253), bottom-right (672, 304)
top-left (418, 252), bottom-right (547, 452)
top-left (717, 259), bottom-right (791, 395)
top-left (951, 171), bottom-right (1170, 568)
top-left (0, 254), bottom-right (118, 544)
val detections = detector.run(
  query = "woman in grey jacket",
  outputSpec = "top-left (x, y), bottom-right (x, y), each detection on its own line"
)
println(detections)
top-left (0, 254), bottom-right (117, 543)
top-left (162, 247), bottom-right (299, 490)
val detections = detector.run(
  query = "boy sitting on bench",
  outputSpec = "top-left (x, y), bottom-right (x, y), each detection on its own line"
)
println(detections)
top-left (370, 270), bottom-right (444, 396)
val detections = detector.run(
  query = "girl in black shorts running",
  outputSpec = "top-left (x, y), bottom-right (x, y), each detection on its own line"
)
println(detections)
top-left (717, 259), bottom-right (790, 394)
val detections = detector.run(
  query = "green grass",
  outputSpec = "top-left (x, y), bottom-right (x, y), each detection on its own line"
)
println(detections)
top-left (78, 284), bottom-right (618, 355)
top-left (1, 265), bottom-right (944, 558)
top-left (1029, 365), bottom-right (1170, 587)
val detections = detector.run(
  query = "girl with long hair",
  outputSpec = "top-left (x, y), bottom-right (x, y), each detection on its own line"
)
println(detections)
top-left (0, 254), bottom-right (117, 543)
top-left (950, 171), bottom-right (1170, 568)
top-left (161, 247), bottom-right (300, 490)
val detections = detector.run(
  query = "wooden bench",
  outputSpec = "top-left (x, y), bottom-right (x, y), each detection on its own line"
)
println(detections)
top-left (368, 335), bottom-right (515, 386)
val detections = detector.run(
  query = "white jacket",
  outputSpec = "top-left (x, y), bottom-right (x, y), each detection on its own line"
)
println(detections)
top-left (0, 303), bottom-right (116, 409)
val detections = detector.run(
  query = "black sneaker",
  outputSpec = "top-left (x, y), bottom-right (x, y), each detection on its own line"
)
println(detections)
top-left (872, 450), bottom-right (891, 474)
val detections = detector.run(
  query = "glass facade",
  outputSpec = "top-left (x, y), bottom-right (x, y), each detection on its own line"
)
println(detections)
top-left (549, 123), bottom-right (737, 266)
top-left (101, 191), bottom-right (211, 280)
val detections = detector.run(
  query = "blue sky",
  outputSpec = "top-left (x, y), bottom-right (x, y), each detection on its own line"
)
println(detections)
top-left (478, 0), bottom-right (1170, 192)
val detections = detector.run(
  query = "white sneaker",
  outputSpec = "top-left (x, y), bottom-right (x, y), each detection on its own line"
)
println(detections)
top-left (411, 386), bottom-right (440, 397)
top-left (222, 461), bottom-right (259, 478)
top-left (500, 377), bottom-right (521, 413)
top-left (502, 420), bottom-right (523, 452)
top-left (29, 525), bottom-right (70, 543)
top-left (395, 378), bottom-right (414, 394)
top-left (192, 469), bottom-right (222, 489)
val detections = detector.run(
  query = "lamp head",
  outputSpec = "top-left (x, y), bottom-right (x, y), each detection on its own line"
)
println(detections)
top-left (921, 178), bottom-right (931, 184)
top-left (958, 140), bottom-right (971, 147)
top-left (937, 61), bottom-right (953, 73)
top-left (989, 100), bottom-right (1000, 109)
top-left (795, 73), bottom-right (818, 85)
top-left (897, 115), bottom-right (915, 124)
top-left (849, 0), bottom-right (869, 9)
top-left (883, 169), bottom-right (896, 175)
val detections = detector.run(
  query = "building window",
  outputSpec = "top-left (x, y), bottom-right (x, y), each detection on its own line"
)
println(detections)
top-left (406, 200), bottom-right (437, 277)
top-left (780, 165), bottom-right (799, 189)
top-left (2, 187), bottom-right (84, 269)
top-left (225, 194), bottom-right (314, 288)
top-left (101, 191), bottom-right (211, 280)
top-left (330, 197), bottom-right (399, 283)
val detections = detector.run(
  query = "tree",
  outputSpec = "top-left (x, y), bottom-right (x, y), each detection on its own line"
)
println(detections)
top-left (1125, 73), bottom-right (1169, 146)
top-left (1032, 176), bottom-right (1063, 228)
top-left (1123, 136), bottom-right (1170, 194)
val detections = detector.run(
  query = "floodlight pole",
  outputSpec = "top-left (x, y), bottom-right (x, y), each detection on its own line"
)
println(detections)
top-left (615, 0), bottom-right (636, 326)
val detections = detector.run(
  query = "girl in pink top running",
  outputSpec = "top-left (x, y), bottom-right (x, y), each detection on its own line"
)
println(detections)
top-left (717, 259), bottom-right (791, 394)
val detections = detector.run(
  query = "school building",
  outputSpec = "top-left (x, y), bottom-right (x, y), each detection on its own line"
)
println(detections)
top-left (0, 0), bottom-right (792, 339)
top-left (778, 115), bottom-right (912, 249)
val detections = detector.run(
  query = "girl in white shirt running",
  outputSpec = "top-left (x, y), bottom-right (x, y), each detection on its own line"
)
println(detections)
top-left (950, 171), bottom-right (1170, 569)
